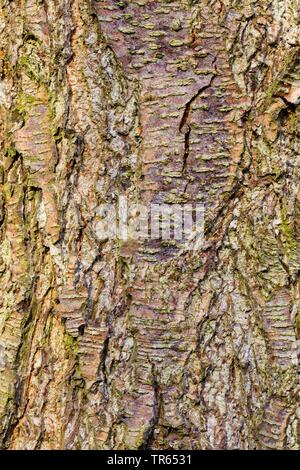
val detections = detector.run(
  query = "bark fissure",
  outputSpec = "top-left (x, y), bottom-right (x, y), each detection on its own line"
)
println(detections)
top-left (179, 75), bottom-right (216, 174)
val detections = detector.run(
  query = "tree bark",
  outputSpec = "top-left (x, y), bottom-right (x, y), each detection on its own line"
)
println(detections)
top-left (0, 0), bottom-right (299, 450)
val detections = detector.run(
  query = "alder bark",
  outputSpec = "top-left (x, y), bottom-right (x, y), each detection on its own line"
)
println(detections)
top-left (0, 0), bottom-right (299, 450)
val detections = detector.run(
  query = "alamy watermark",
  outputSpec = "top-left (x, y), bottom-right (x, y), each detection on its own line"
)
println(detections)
top-left (94, 196), bottom-right (205, 252)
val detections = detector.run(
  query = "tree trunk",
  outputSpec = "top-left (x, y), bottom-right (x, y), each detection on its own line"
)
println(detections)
top-left (0, 0), bottom-right (299, 450)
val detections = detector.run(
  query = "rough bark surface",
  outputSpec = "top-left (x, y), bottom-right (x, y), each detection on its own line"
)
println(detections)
top-left (0, 0), bottom-right (299, 449)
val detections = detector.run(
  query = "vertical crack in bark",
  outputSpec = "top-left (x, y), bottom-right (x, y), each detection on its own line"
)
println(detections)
top-left (139, 366), bottom-right (162, 450)
top-left (99, 335), bottom-right (110, 401)
top-left (179, 74), bottom-right (216, 173)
